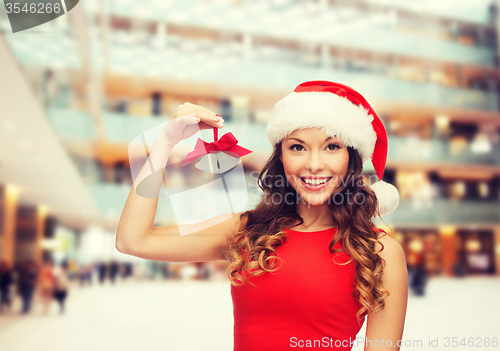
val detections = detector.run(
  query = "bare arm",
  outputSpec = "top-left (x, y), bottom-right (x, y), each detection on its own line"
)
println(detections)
top-left (118, 210), bottom-right (244, 262)
top-left (364, 234), bottom-right (408, 351)
top-left (115, 138), bottom-right (173, 252)
top-left (115, 103), bottom-right (235, 262)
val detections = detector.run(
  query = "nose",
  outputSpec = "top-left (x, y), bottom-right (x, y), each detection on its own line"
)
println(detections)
top-left (305, 150), bottom-right (325, 173)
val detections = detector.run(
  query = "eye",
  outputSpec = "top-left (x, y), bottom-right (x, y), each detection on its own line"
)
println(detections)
top-left (289, 143), bottom-right (304, 151)
top-left (327, 143), bottom-right (341, 151)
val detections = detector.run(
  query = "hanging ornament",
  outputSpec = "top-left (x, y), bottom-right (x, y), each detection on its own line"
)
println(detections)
top-left (182, 127), bottom-right (252, 174)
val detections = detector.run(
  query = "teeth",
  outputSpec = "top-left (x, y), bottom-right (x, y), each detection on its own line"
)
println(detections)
top-left (303, 178), bottom-right (330, 186)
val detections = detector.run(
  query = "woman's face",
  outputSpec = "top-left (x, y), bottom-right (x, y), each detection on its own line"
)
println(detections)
top-left (280, 128), bottom-right (350, 206)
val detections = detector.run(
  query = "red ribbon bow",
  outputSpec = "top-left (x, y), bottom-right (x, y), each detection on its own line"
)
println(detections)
top-left (182, 127), bottom-right (252, 167)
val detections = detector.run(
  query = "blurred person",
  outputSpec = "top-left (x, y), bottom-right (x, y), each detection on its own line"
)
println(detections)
top-left (0, 260), bottom-right (14, 313)
top-left (78, 264), bottom-right (86, 286)
top-left (109, 260), bottom-right (120, 284)
top-left (127, 263), bottom-right (134, 278)
top-left (97, 262), bottom-right (107, 284)
top-left (160, 262), bottom-right (170, 279)
top-left (41, 69), bottom-right (59, 108)
top-left (152, 91), bottom-right (162, 116)
top-left (53, 261), bottom-right (69, 314)
top-left (38, 259), bottom-right (55, 315)
top-left (168, 263), bottom-right (182, 280)
top-left (16, 259), bottom-right (38, 314)
top-left (121, 262), bottom-right (133, 279)
top-left (78, 264), bottom-right (93, 286)
top-left (116, 81), bottom-right (407, 350)
top-left (453, 261), bottom-right (466, 277)
top-left (86, 264), bottom-right (94, 284)
top-left (406, 243), bottom-right (426, 296)
top-left (193, 262), bottom-right (210, 280)
top-left (409, 264), bottom-right (428, 297)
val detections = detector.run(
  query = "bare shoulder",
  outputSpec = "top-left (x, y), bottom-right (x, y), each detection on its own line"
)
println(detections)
top-left (375, 230), bottom-right (407, 266)
top-left (374, 229), bottom-right (408, 294)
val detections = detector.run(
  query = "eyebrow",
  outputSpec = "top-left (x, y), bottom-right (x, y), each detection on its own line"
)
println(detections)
top-left (287, 136), bottom-right (335, 143)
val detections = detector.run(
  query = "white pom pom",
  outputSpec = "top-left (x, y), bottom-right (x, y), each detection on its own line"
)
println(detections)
top-left (369, 180), bottom-right (400, 217)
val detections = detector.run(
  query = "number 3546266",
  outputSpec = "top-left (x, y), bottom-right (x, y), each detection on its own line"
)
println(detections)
top-left (443, 337), bottom-right (498, 347)
top-left (5, 2), bottom-right (61, 14)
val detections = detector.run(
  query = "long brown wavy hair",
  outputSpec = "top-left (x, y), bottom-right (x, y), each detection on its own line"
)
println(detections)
top-left (223, 140), bottom-right (390, 322)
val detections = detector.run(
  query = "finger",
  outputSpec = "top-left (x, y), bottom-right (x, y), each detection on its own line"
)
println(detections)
top-left (198, 105), bottom-right (219, 118)
top-left (183, 105), bottom-right (221, 125)
top-left (175, 107), bottom-right (223, 128)
top-left (195, 110), bottom-right (223, 128)
top-left (186, 115), bottom-right (222, 130)
top-left (198, 121), bottom-right (214, 130)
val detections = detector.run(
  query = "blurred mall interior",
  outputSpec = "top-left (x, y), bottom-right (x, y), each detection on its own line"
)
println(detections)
top-left (0, 0), bottom-right (500, 309)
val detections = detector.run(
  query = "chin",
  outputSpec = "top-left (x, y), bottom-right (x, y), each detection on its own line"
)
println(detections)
top-left (300, 193), bottom-right (332, 207)
top-left (295, 187), bottom-right (333, 206)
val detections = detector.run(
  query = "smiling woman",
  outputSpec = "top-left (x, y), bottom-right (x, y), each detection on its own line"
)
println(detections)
top-left (280, 129), bottom-right (350, 206)
top-left (116, 80), bottom-right (407, 351)
top-left (225, 81), bottom-right (406, 351)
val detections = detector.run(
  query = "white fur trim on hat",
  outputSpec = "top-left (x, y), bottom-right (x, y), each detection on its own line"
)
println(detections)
top-left (370, 180), bottom-right (400, 217)
top-left (266, 91), bottom-right (377, 163)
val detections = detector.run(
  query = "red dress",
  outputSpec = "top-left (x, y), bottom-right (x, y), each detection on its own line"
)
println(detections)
top-left (231, 227), bottom-right (365, 351)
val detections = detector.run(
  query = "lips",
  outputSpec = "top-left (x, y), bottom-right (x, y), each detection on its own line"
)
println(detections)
top-left (299, 176), bottom-right (333, 191)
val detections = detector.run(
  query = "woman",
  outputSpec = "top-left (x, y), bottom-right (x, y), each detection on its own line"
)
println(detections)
top-left (116, 81), bottom-right (408, 350)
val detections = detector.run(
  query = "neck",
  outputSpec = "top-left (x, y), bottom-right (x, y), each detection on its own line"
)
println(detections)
top-left (294, 201), bottom-right (335, 229)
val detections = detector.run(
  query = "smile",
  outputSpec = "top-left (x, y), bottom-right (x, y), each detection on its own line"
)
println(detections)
top-left (299, 176), bottom-right (333, 191)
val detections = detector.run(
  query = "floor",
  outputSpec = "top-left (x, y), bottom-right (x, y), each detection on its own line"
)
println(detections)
top-left (0, 276), bottom-right (498, 351)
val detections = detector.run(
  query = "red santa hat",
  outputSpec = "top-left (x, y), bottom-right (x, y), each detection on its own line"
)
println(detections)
top-left (266, 80), bottom-right (400, 217)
